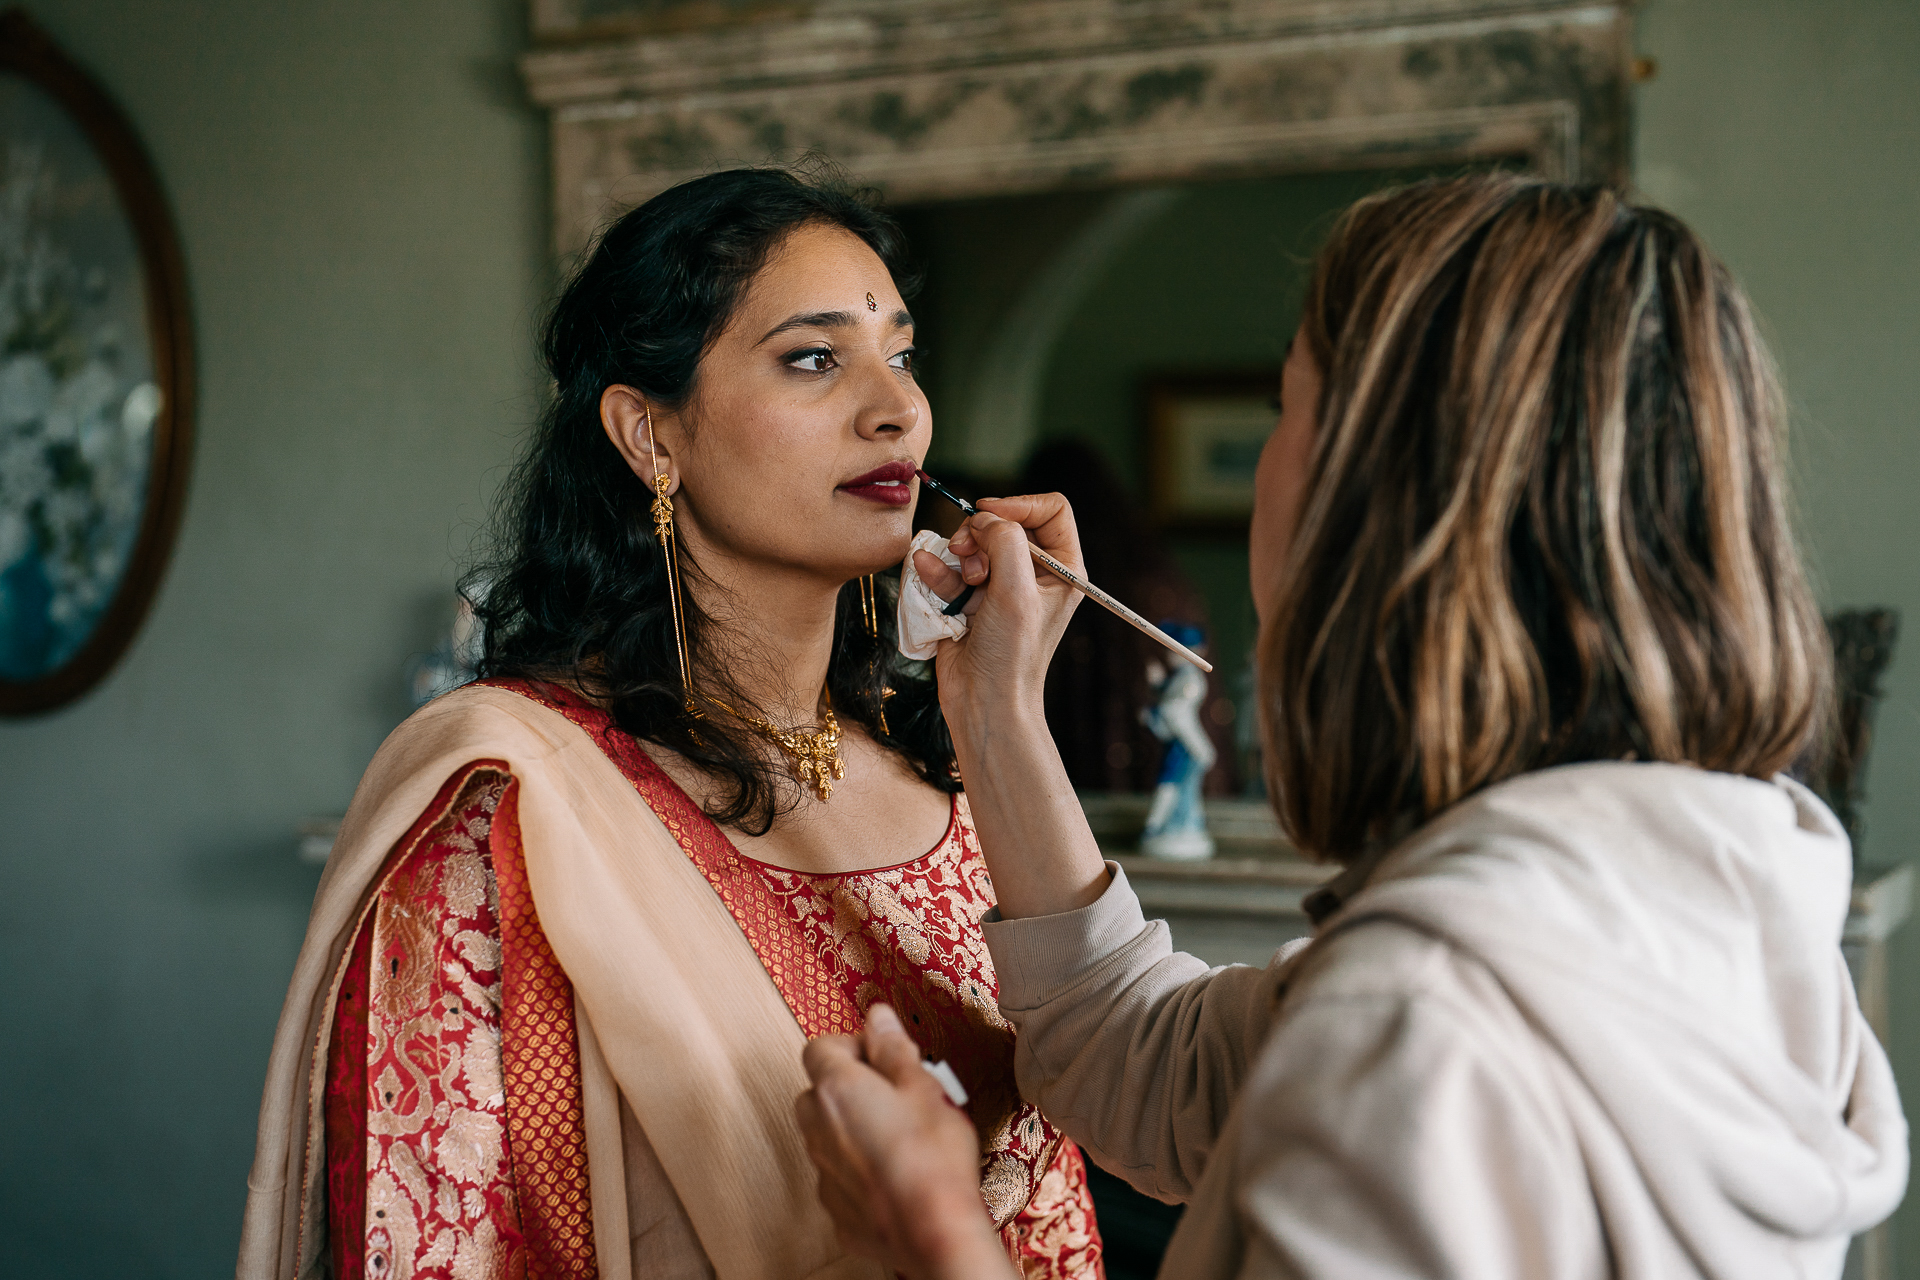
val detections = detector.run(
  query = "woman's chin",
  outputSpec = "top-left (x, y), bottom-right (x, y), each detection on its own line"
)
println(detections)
top-left (835, 507), bottom-right (915, 545)
top-left (845, 527), bottom-right (915, 578)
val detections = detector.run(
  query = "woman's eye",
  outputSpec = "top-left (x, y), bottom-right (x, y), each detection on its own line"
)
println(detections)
top-left (890, 346), bottom-right (921, 373)
top-left (787, 347), bottom-right (836, 373)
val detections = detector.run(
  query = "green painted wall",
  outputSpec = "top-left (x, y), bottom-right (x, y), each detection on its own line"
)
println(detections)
top-left (0, 2), bottom-right (546, 1275)
top-left (1633, 0), bottom-right (1920, 1262)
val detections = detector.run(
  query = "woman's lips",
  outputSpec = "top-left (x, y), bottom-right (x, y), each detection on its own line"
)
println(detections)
top-left (839, 479), bottom-right (914, 506)
top-left (837, 463), bottom-right (917, 507)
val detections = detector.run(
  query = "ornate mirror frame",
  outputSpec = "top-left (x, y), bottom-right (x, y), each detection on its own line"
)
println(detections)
top-left (522, 0), bottom-right (1633, 258)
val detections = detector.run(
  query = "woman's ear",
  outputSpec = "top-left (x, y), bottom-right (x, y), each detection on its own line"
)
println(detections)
top-left (600, 384), bottom-right (680, 494)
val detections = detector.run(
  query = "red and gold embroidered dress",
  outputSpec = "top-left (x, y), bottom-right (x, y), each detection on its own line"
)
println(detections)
top-left (320, 679), bottom-right (1103, 1278)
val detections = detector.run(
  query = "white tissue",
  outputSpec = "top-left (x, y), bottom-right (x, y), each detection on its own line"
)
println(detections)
top-left (897, 529), bottom-right (969, 660)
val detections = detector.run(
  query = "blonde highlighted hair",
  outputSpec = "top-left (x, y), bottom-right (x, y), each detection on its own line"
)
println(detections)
top-left (1263, 174), bottom-right (1830, 861)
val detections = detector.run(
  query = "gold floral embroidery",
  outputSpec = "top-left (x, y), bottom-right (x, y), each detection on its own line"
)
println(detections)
top-left (483, 678), bottom-right (1106, 1278)
top-left (1005, 1143), bottom-right (1104, 1278)
top-left (362, 770), bottom-right (527, 1280)
top-left (747, 803), bottom-right (1064, 1226)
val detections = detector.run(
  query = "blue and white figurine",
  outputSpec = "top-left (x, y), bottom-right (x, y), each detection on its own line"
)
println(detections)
top-left (1139, 623), bottom-right (1216, 860)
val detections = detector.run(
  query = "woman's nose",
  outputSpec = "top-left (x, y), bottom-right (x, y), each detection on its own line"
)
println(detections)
top-left (854, 364), bottom-right (920, 439)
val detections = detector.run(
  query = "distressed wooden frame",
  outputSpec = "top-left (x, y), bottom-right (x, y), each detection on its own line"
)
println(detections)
top-left (522, 0), bottom-right (1633, 258)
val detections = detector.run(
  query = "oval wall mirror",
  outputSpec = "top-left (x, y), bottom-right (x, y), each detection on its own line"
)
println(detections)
top-left (0, 11), bottom-right (194, 715)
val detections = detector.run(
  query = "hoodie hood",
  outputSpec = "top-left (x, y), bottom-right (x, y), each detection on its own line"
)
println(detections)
top-left (1331, 762), bottom-right (1906, 1277)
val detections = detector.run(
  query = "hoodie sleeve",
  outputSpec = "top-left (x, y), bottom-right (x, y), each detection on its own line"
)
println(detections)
top-left (1226, 921), bottom-right (1605, 1280)
top-left (983, 863), bottom-right (1296, 1202)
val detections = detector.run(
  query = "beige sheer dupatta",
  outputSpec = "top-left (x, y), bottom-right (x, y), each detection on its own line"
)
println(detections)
top-left (236, 684), bottom-right (880, 1280)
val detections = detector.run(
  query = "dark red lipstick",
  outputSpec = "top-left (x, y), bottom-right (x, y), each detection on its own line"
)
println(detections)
top-left (837, 460), bottom-right (917, 506)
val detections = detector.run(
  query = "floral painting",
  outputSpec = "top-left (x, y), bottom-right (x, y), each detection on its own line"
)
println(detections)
top-left (0, 73), bottom-right (163, 684)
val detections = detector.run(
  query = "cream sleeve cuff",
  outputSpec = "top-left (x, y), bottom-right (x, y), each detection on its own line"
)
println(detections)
top-left (982, 862), bottom-right (1159, 1013)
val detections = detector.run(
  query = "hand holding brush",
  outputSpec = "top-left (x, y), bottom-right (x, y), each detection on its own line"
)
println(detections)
top-left (913, 470), bottom-right (1213, 672)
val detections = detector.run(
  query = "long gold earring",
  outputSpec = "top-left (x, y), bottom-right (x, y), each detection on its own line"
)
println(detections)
top-left (646, 403), bottom-right (701, 724)
top-left (860, 573), bottom-right (893, 736)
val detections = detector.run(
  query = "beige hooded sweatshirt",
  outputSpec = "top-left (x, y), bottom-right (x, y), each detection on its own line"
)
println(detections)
top-left (982, 762), bottom-right (1907, 1278)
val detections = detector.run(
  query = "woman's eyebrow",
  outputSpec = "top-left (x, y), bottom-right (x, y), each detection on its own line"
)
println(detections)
top-left (759, 310), bottom-right (854, 344)
top-left (757, 308), bottom-right (914, 345)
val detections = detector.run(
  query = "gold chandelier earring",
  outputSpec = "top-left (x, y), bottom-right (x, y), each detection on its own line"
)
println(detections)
top-left (859, 573), bottom-right (895, 736)
top-left (652, 401), bottom-right (844, 798)
top-left (646, 402), bottom-right (701, 726)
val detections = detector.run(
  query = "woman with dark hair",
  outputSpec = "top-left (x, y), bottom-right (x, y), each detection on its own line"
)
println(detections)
top-left (238, 168), bottom-right (1102, 1280)
top-left (796, 174), bottom-right (1907, 1278)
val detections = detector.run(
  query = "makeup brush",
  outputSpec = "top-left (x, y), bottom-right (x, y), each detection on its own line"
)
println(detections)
top-left (915, 469), bottom-right (1215, 674)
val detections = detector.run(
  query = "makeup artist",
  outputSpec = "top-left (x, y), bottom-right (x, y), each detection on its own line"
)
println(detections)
top-left (796, 173), bottom-right (1908, 1279)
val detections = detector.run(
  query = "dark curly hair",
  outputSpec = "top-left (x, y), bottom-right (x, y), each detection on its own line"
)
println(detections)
top-left (468, 166), bottom-right (956, 834)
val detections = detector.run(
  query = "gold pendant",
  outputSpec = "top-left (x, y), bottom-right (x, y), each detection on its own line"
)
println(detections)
top-left (743, 704), bottom-right (846, 801)
top-left (708, 686), bottom-right (846, 801)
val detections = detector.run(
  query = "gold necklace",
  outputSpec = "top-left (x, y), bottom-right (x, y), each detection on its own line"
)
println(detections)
top-left (709, 685), bottom-right (846, 801)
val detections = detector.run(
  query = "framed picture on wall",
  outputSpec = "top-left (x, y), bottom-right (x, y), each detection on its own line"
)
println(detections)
top-left (1142, 371), bottom-right (1279, 533)
top-left (0, 12), bottom-right (195, 715)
